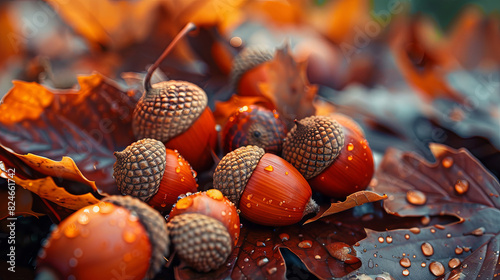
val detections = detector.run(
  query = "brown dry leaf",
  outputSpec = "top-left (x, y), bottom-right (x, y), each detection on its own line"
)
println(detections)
top-left (304, 191), bottom-right (387, 224)
top-left (258, 44), bottom-right (317, 129)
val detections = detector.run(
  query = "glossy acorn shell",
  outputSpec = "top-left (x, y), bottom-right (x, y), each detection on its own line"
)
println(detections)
top-left (213, 146), bottom-right (317, 226)
top-left (309, 120), bottom-right (374, 198)
top-left (164, 107), bottom-right (218, 171)
top-left (221, 105), bottom-right (287, 154)
top-left (168, 189), bottom-right (240, 246)
top-left (239, 153), bottom-right (314, 226)
top-left (36, 197), bottom-right (169, 280)
top-left (148, 149), bottom-right (198, 213)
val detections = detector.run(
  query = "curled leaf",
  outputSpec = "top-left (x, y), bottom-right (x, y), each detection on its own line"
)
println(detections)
top-left (304, 191), bottom-right (387, 224)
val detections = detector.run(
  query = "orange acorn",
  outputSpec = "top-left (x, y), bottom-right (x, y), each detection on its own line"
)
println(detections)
top-left (113, 138), bottom-right (198, 213)
top-left (213, 145), bottom-right (318, 226)
top-left (132, 23), bottom-right (217, 171)
top-left (230, 47), bottom-right (274, 97)
top-left (166, 189), bottom-right (240, 272)
top-left (221, 105), bottom-right (287, 154)
top-left (283, 115), bottom-right (374, 197)
top-left (36, 196), bottom-right (169, 280)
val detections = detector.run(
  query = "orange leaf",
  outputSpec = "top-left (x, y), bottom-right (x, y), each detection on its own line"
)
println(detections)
top-left (304, 191), bottom-right (387, 224)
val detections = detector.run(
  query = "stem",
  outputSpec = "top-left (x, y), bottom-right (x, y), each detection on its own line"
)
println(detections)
top-left (144, 22), bottom-right (197, 91)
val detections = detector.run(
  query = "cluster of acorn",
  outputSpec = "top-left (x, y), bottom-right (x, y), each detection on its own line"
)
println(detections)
top-left (35, 23), bottom-right (374, 279)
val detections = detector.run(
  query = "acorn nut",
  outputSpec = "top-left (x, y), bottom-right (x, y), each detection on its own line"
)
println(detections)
top-left (113, 138), bottom-right (198, 212)
top-left (230, 47), bottom-right (274, 96)
top-left (213, 145), bottom-right (319, 226)
top-left (222, 105), bottom-right (287, 154)
top-left (36, 195), bottom-right (169, 280)
top-left (132, 23), bottom-right (217, 171)
top-left (167, 189), bottom-right (240, 272)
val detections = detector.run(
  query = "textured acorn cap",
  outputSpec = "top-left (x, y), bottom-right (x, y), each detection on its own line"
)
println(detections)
top-left (113, 138), bottom-right (166, 202)
top-left (282, 116), bottom-right (345, 179)
top-left (103, 195), bottom-right (170, 279)
top-left (132, 80), bottom-right (208, 142)
top-left (230, 47), bottom-right (274, 87)
top-left (213, 145), bottom-right (265, 204)
top-left (168, 213), bottom-right (232, 272)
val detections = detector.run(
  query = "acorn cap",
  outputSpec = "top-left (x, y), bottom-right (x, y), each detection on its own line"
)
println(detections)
top-left (230, 47), bottom-right (274, 87)
top-left (113, 138), bottom-right (166, 202)
top-left (282, 116), bottom-right (345, 179)
top-left (103, 195), bottom-right (170, 279)
top-left (132, 80), bottom-right (208, 142)
top-left (168, 213), bottom-right (232, 272)
top-left (213, 145), bottom-right (265, 204)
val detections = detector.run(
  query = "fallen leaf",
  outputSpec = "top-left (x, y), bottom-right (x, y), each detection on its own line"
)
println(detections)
top-left (372, 143), bottom-right (500, 219)
top-left (258, 44), bottom-right (317, 129)
top-left (0, 73), bottom-right (140, 196)
top-left (304, 191), bottom-right (387, 224)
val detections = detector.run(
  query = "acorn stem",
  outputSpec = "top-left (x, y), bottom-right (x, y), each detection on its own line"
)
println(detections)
top-left (144, 22), bottom-right (197, 91)
top-left (303, 198), bottom-right (319, 217)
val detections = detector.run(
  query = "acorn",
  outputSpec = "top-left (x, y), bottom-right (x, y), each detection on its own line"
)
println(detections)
top-left (221, 105), bottom-right (287, 154)
top-left (113, 138), bottom-right (198, 213)
top-left (166, 189), bottom-right (240, 272)
top-left (230, 47), bottom-right (274, 97)
top-left (213, 145), bottom-right (319, 226)
top-left (132, 23), bottom-right (217, 171)
top-left (283, 115), bottom-right (374, 197)
top-left (36, 195), bottom-right (169, 280)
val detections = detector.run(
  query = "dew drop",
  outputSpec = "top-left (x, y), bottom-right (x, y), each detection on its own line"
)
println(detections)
top-left (378, 236), bottom-right (384, 243)
top-left (471, 227), bottom-right (485, 236)
top-left (246, 203), bottom-right (252, 208)
top-left (429, 261), bottom-right (445, 276)
top-left (176, 196), bottom-right (193, 209)
top-left (247, 194), bottom-right (253, 200)
top-left (64, 224), bottom-right (79, 238)
top-left (386, 236), bottom-right (393, 243)
top-left (421, 242), bottom-right (434, 256)
top-left (347, 155), bottom-right (353, 161)
top-left (123, 230), bottom-right (136, 243)
top-left (347, 143), bottom-right (354, 151)
top-left (38, 249), bottom-right (46, 259)
top-left (258, 257), bottom-right (269, 266)
top-left (298, 240), bottom-right (313, 249)
top-left (128, 213), bottom-right (139, 223)
top-left (69, 258), bottom-right (78, 268)
top-left (279, 233), bottom-right (289, 242)
top-left (160, 203), bottom-right (167, 208)
top-left (244, 257), bottom-right (249, 262)
top-left (99, 203), bottom-right (114, 214)
top-left (74, 248), bottom-right (83, 258)
top-left (455, 247), bottom-right (463, 255)
top-left (92, 206), bottom-right (100, 213)
top-left (285, 171), bottom-right (289, 175)
top-left (406, 190), bottom-right (427, 205)
top-left (402, 269), bottom-right (410, 276)
top-left (421, 216), bottom-right (431, 226)
top-left (77, 213), bottom-right (89, 225)
top-left (256, 241), bottom-right (266, 247)
top-left (206, 189), bottom-right (223, 200)
top-left (175, 166), bottom-right (181, 173)
top-left (442, 157), bottom-right (454, 168)
top-left (430, 228), bottom-right (436, 233)
top-left (454, 179), bottom-right (469, 195)
top-left (421, 262), bottom-right (426, 267)
top-left (326, 242), bottom-right (359, 264)
top-left (315, 255), bottom-right (321, 260)
top-left (267, 267), bottom-right (277, 275)
top-left (463, 247), bottom-right (471, 252)
top-left (368, 259), bottom-right (374, 268)
top-left (448, 258), bottom-right (461, 269)
top-left (404, 234), bottom-right (410, 240)
top-left (409, 227), bottom-right (420, 234)
top-left (447, 233), bottom-right (452, 238)
top-left (400, 257), bottom-right (411, 268)
top-left (264, 165), bottom-right (274, 172)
